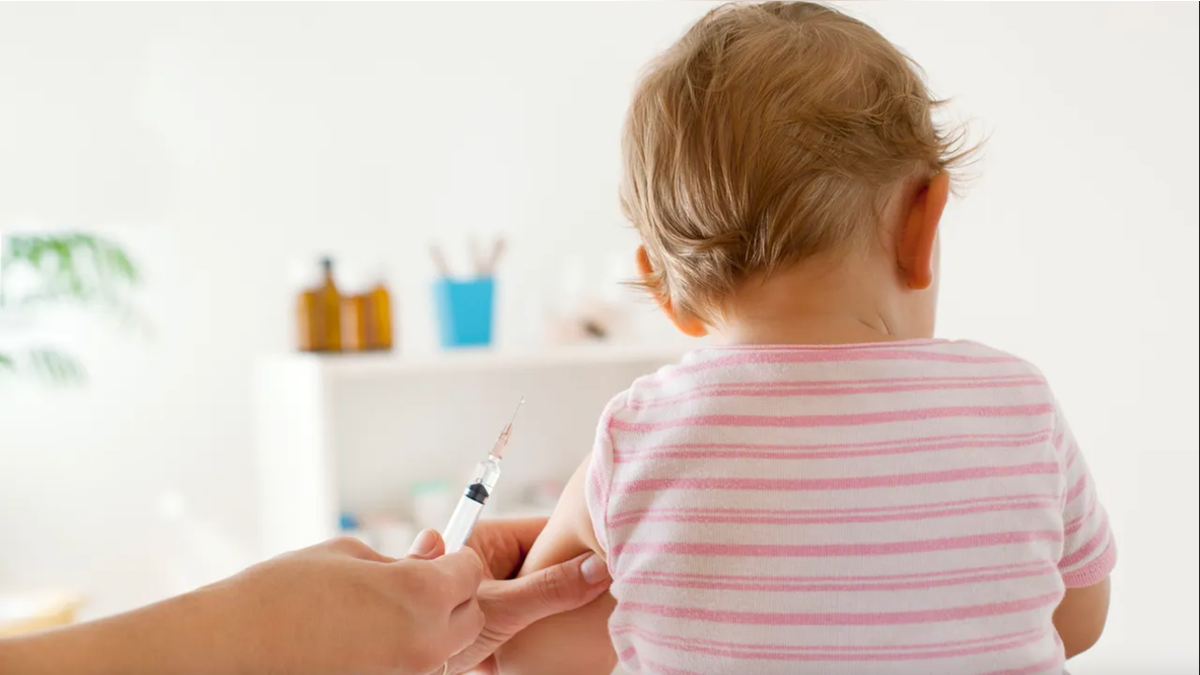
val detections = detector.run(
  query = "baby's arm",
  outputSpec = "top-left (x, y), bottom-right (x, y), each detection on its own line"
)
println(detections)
top-left (1053, 578), bottom-right (1111, 658)
top-left (494, 457), bottom-right (617, 675)
top-left (1050, 401), bottom-right (1115, 659)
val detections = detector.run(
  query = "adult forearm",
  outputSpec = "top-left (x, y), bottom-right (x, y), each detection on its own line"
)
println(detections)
top-left (0, 586), bottom-right (237, 675)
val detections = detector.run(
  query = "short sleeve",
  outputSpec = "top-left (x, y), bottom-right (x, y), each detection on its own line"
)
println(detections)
top-left (584, 394), bottom-right (623, 558)
top-left (1054, 401), bottom-right (1117, 588)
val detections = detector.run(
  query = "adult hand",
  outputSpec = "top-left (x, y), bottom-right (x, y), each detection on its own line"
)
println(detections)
top-left (404, 518), bottom-right (612, 675)
top-left (213, 536), bottom-right (489, 675)
top-left (0, 536), bottom-right (486, 675)
top-left (0, 524), bottom-right (603, 675)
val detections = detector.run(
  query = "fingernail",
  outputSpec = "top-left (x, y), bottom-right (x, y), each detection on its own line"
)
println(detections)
top-left (580, 553), bottom-right (610, 584)
top-left (407, 529), bottom-right (438, 556)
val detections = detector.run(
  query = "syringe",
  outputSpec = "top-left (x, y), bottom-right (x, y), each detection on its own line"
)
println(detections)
top-left (442, 397), bottom-right (524, 553)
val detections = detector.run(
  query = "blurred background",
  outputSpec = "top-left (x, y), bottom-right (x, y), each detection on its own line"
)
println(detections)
top-left (1, 2), bottom-right (1197, 672)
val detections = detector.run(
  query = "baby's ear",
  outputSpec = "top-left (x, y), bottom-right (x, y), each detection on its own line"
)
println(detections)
top-left (635, 246), bottom-right (708, 338)
top-left (897, 173), bottom-right (951, 290)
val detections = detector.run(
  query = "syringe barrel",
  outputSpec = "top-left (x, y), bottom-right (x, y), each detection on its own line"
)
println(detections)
top-left (443, 492), bottom-right (484, 553)
top-left (442, 455), bottom-right (503, 553)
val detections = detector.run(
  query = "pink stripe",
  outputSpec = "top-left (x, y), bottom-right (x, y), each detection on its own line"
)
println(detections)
top-left (588, 467), bottom-right (607, 515)
top-left (1062, 538), bottom-right (1116, 588)
top-left (612, 530), bottom-right (1064, 558)
top-left (1063, 500), bottom-right (1098, 536)
top-left (619, 591), bottom-right (1061, 625)
top-left (588, 470), bottom-right (605, 504)
top-left (612, 494), bottom-right (1056, 522)
top-left (627, 559), bottom-right (1054, 583)
top-left (609, 497), bottom-right (1055, 528)
top-left (588, 467), bottom-right (610, 554)
top-left (656, 347), bottom-right (1022, 382)
top-left (692, 340), bottom-right (949, 351)
top-left (610, 403), bottom-right (1054, 433)
top-left (1063, 472), bottom-right (1088, 505)
top-left (614, 431), bottom-right (1052, 464)
top-left (639, 657), bottom-right (700, 675)
top-left (1063, 441), bottom-right (1079, 469)
top-left (622, 565), bottom-right (1056, 592)
top-left (612, 493), bottom-right (1057, 521)
top-left (706, 373), bottom-right (1038, 388)
top-left (620, 430), bottom-right (1049, 454)
top-left (612, 625), bottom-right (1043, 653)
top-left (614, 462), bottom-right (1060, 495)
top-left (1060, 512), bottom-right (1110, 569)
top-left (627, 377), bottom-right (1047, 409)
top-left (614, 625), bottom-right (1048, 662)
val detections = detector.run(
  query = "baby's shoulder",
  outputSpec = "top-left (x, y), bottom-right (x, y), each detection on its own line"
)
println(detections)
top-left (941, 339), bottom-right (1050, 378)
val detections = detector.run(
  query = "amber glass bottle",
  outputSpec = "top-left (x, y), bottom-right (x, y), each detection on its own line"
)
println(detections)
top-left (296, 288), bottom-right (320, 352)
top-left (341, 293), bottom-right (369, 351)
top-left (366, 280), bottom-right (393, 351)
top-left (317, 258), bottom-right (342, 352)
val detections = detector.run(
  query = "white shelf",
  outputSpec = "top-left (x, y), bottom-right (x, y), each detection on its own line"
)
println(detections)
top-left (253, 343), bottom-right (685, 558)
top-left (268, 343), bottom-right (688, 377)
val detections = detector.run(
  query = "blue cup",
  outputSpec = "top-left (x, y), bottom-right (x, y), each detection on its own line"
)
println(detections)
top-left (434, 277), bottom-right (495, 348)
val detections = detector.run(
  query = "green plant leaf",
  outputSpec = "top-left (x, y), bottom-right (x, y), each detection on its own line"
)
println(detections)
top-left (28, 348), bottom-right (87, 385)
top-left (2, 233), bottom-right (140, 309)
top-left (0, 233), bottom-right (140, 386)
top-left (0, 349), bottom-right (87, 384)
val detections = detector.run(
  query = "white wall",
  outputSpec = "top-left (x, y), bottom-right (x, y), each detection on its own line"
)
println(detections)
top-left (1, 2), bottom-right (1196, 671)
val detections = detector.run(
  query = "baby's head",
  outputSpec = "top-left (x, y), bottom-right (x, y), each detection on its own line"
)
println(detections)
top-left (622, 1), bottom-right (972, 342)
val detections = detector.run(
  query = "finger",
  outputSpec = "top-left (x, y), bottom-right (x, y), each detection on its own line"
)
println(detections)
top-left (473, 655), bottom-right (500, 675)
top-left (445, 595), bottom-right (486, 656)
top-left (466, 517), bottom-right (549, 580)
top-left (447, 647), bottom-right (500, 675)
top-left (468, 517), bottom-right (547, 551)
top-left (406, 528), bottom-right (446, 560)
top-left (430, 548), bottom-right (486, 605)
top-left (488, 552), bottom-right (611, 627)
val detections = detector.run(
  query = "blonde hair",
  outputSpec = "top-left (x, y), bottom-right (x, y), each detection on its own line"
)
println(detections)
top-left (621, 1), bottom-right (973, 321)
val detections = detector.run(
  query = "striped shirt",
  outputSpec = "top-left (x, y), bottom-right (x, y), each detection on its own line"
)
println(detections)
top-left (586, 340), bottom-right (1115, 675)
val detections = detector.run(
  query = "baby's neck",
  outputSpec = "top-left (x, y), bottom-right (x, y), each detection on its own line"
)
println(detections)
top-left (721, 314), bottom-right (902, 346)
top-left (715, 257), bottom-right (923, 346)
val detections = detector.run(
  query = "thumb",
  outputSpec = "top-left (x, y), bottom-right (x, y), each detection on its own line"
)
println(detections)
top-left (405, 528), bottom-right (446, 560)
top-left (496, 553), bottom-right (611, 626)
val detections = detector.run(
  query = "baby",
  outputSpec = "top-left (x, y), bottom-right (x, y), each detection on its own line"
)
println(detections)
top-left (500, 3), bottom-right (1114, 674)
